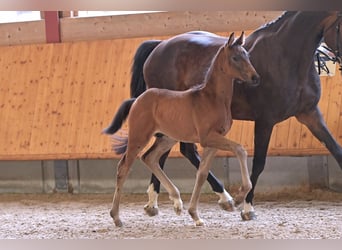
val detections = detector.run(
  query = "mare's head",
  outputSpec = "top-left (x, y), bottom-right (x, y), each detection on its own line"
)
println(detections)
top-left (218, 32), bottom-right (260, 86)
top-left (323, 11), bottom-right (342, 72)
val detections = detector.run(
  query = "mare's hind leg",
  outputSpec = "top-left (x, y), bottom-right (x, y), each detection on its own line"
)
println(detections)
top-left (180, 142), bottom-right (234, 211)
top-left (296, 107), bottom-right (342, 168)
top-left (141, 136), bottom-right (183, 215)
top-left (188, 147), bottom-right (217, 226)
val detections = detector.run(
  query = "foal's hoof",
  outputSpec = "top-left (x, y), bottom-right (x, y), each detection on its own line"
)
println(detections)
top-left (218, 199), bottom-right (235, 212)
top-left (241, 211), bottom-right (257, 221)
top-left (114, 219), bottom-right (123, 227)
top-left (195, 219), bottom-right (205, 227)
top-left (174, 206), bottom-right (182, 215)
top-left (234, 195), bottom-right (245, 207)
top-left (144, 205), bottom-right (159, 217)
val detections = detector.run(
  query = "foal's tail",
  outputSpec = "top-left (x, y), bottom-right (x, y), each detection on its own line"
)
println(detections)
top-left (130, 40), bottom-right (161, 98)
top-left (102, 98), bottom-right (136, 154)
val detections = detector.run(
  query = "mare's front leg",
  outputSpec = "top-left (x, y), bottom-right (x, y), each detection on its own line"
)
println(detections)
top-left (296, 107), bottom-right (342, 168)
top-left (244, 120), bottom-right (274, 221)
top-left (180, 142), bottom-right (234, 211)
top-left (188, 147), bottom-right (218, 226)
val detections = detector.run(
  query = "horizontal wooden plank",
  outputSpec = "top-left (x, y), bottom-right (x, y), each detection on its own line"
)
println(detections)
top-left (60, 11), bottom-right (282, 41)
top-left (0, 20), bottom-right (46, 46)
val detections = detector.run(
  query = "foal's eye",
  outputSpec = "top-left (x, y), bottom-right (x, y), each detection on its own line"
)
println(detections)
top-left (232, 56), bottom-right (238, 62)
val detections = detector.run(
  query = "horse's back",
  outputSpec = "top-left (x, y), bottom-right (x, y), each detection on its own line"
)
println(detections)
top-left (144, 32), bottom-right (226, 90)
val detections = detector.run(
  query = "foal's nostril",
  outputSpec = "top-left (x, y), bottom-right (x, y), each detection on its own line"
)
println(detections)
top-left (252, 74), bottom-right (260, 85)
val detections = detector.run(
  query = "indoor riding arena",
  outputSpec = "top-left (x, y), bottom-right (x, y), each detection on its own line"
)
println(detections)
top-left (0, 11), bottom-right (342, 240)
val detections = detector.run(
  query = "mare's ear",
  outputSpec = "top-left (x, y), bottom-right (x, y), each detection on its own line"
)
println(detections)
top-left (234, 31), bottom-right (245, 46)
top-left (225, 32), bottom-right (235, 49)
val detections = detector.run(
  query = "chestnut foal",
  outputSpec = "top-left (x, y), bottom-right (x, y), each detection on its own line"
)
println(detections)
top-left (103, 32), bottom-right (260, 227)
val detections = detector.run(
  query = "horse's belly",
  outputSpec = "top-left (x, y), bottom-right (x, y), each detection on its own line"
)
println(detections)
top-left (156, 116), bottom-right (199, 143)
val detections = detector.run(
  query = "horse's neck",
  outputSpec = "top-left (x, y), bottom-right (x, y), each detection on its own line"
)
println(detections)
top-left (201, 61), bottom-right (234, 101)
top-left (248, 12), bottom-right (334, 59)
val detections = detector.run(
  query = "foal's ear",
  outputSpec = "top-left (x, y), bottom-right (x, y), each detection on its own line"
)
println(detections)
top-left (234, 31), bottom-right (245, 46)
top-left (225, 32), bottom-right (235, 48)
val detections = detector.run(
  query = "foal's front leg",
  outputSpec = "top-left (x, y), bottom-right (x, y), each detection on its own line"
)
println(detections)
top-left (188, 147), bottom-right (217, 226)
top-left (201, 133), bottom-right (252, 220)
top-left (180, 142), bottom-right (234, 211)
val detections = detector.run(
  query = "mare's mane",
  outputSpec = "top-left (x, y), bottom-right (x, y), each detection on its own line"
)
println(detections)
top-left (258, 11), bottom-right (293, 31)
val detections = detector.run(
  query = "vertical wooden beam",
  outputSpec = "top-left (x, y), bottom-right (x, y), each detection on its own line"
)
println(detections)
top-left (44, 11), bottom-right (61, 43)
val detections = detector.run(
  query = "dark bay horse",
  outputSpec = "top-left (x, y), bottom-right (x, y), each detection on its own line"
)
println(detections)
top-left (128, 11), bottom-right (342, 220)
top-left (103, 33), bottom-right (260, 227)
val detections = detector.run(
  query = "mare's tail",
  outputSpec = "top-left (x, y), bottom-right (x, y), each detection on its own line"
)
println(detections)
top-left (130, 40), bottom-right (162, 98)
top-left (102, 98), bottom-right (136, 154)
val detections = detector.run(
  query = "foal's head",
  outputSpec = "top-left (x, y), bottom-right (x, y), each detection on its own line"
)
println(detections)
top-left (218, 32), bottom-right (260, 86)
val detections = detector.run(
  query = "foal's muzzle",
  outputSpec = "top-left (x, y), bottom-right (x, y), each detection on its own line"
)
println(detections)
top-left (251, 74), bottom-right (260, 86)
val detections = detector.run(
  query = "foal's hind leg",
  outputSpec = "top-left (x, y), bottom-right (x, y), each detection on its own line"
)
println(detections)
top-left (110, 150), bottom-right (138, 227)
top-left (141, 136), bottom-right (183, 215)
top-left (180, 142), bottom-right (234, 211)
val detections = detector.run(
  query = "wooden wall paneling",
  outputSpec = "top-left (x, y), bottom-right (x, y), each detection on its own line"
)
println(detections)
top-left (74, 41), bottom-right (98, 155)
top-left (2, 46), bottom-right (27, 156)
top-left (78, 40), bottom-right (114, 156)
top-left (1, 45), bottom-right (36, 157)
top-left (239, 121), bottom-right (255, 155)
top-left (49, 43), bottom-right (76, 156)
top-left (65, 42), bottom-right (92, 157)
top-left (26, 44), bottom-right (53, 158)
top-left (96, 40), bottom-right (118, 156)
top-left (1, 36), bottom-right (342, 160)
top-left (273, 118), bottom-right (291, 151)
top-left (24, 45), bottom-right (53, 156)
top-left (41, 44), bottom-right (70, 156)
top-left (286, 117), bottom-right (302, 151)
top-left (0, 46), bottom-right (14, 156)
top-left (320, 74), bottom-right (342, 145)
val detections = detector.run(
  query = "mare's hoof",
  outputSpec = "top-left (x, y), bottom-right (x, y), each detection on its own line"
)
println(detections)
top-left (114, 219), bottom-right (123, 227)
top-left (144, 205), bottom-right (159, 217)
top-left (241, 211), bottom-right (257, 221)
top-left (219, 199), bottom-right (235, 212)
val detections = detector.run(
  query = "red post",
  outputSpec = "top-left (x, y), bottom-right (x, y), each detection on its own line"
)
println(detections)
top-left (44, 11), bottom-right (61, 43)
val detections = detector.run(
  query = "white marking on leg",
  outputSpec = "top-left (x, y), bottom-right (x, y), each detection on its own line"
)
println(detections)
top-left (170, 195), bottom-right (183, 215)
top-left (145, 183), bottom-right (158, 209)
top-left (242, 201), bottom-right (254, 213)
top-left (195, 219), bottom-right (204, 226)
top-left (215, 189), bottom-right (233, 203)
